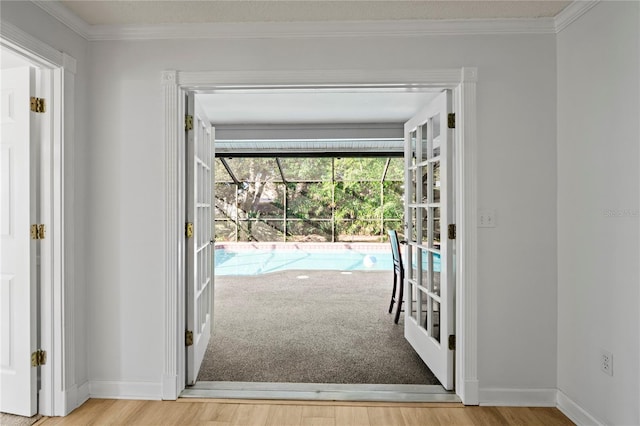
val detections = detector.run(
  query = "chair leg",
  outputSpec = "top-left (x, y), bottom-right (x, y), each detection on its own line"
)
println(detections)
top-left (388, 269), bottom-right (397, 314)
top-left (394, 272), bottom-right (404, 324)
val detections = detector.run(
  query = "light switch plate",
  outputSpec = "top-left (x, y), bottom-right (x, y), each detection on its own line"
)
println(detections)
top-left (478, 209), bottom-right (496, 228)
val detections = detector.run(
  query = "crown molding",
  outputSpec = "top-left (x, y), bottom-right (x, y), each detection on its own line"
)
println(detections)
top-left (31, 0), bottom-right (91, 39)
top-left (31, 1), bottom-right (559, 41)
top-left (87, 18), bottom-right (556, 41)
top-left (554, 0), bottom-right (600, 33)
top-left (32, 0), bottom-right (599, 41)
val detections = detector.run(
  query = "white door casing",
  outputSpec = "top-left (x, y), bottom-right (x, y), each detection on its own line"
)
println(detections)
top-left (403, 90), bottom-right (455, 390)
top-left (1, 25), bottom-right (78, 415)
top-left (185, 94), bottom-right (214, 384)
top-left (0, 66), bottom-right (38, 416)
top-left (163, 69), bottom-right (478, 403)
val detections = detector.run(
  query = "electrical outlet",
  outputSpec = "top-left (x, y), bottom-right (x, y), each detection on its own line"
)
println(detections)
top-left (478, 209), bottom-right (496, 228)
top-left (601, 350), bottom-right (613, 376)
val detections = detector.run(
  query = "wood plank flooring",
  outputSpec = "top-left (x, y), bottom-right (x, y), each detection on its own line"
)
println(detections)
top-left (35, 398), bottom-right (574, 425)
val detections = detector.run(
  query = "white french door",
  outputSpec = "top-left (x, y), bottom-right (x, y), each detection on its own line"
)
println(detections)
top-left (185, 94), bottom-right (215, 384)
top-left (0, 66), bottom-right (38, 416)
top-left (403, 90), bottom-right (455, 390)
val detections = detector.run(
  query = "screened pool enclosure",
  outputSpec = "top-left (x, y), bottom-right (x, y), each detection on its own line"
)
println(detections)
top-left (214, 156), bottom-right (405, 243)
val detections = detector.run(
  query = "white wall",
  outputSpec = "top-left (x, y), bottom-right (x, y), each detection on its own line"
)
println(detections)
top-left (2, 0), bottom-right (561, 404)
top-left (86, 33), bottom-right (558, 398)
top-left (557, 2), bottom-right (640, 425)
top-left (1, 0), bottom-right (90, 412)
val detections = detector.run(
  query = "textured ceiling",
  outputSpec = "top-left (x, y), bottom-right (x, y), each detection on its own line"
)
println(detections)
top-left (60, 1), bottom-right (572, 26)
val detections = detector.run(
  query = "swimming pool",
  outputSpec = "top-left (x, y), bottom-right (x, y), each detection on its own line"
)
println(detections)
top-left (214, 242), bottom-right (441, 276)
top-left (214, 243), bottom-right (392, 276)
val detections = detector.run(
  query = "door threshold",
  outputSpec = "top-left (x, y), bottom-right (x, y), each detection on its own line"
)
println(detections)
top-left (181, 381), bottom-right (460, 403)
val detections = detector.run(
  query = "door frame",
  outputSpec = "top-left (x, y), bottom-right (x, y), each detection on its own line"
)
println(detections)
top-left (161, 68), bottom-right (479, 404)
top-left (1, 22), bottom-right (74, 416)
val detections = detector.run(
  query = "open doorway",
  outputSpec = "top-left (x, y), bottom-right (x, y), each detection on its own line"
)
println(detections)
top-left (182, 88), bottom-right (456, 401)
top-left (162, 68), bottom-right (479, 404)
top-left (201, 154), bottom-right (439, 387)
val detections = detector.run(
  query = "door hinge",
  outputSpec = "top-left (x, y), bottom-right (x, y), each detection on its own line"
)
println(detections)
top-left (31, 350), bottom-right (47, 367)
top-left (31, 224), bottom-right (46, 240)
top-left (448, 223), bottom-right (456, 240)
top-left (447, 113), bottom-right (455, 129)
top-left (185, 222), bottom-right (194, 238)
top-left (30, 97), bottom-right (46, 113)
top-left (185, 114), bottom-right (193, 131)
top-left (185, 330), bottom-right (194, 347)
top-left (448, 335), bottom-right (456, 351)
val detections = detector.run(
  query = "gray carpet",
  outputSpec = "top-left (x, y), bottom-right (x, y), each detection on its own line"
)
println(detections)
top-left (197, 270), bottom-right (439, 385)
top-left (0, 413), bottom-right (42, 426)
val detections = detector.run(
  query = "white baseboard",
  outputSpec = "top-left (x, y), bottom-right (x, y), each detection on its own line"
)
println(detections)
top-left (62, 382), bottom-right (89, 415)
top-left (89, 380), bottom-right (163, 400)
top-left (556, 390), bottom-right (604, 426)
top-left (479, 388), bottom-right (557, 407)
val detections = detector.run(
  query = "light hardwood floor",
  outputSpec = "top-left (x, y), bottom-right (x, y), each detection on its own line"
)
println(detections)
top-left (35, 398), bottom-right (574, 425)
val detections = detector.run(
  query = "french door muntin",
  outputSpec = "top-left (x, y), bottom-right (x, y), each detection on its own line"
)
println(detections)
top-left (403, 90), bottom-right (455, 390)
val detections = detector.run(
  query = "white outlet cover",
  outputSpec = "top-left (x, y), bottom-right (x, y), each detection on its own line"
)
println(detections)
top-left (600, 349), bottom-right (613, 376)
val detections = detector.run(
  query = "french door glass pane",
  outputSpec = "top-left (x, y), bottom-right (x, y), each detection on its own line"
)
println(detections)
top-left (431, 207), bottom-right (441, 249)
top-left (411, 169), bottom-right (417, 204)
top-left (410, 207), bottom-right (417, 241)
top-left (407, 245), bottom-right (414, 280)
top-left (421, 122), bottom-right (429, 163)
top-left (421, 166), bottom-right (429, 203)
top-left (410, 130), bottom-right (417, 166)
top-left (420, 248), bottom-right (430, 289)
top-left (432, 162), bottom-right (441, 203)
top-left (418, 288), bottom-right (429, 328)
top-left (430, 298), bottom-right (441, 342)
top-left (421, 207), bottom-right (429, 244)
top-left (430, 251), bottom-right (441, 296)
top-left (432, 113), bottom-right (441, 157)
top-left (411, 246), bottom-right (419, 283)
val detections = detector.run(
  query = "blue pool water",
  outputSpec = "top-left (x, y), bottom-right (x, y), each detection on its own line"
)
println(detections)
top-left (215, 248), bottom-right (392, 276)
top-left (214, 248), bottom-right (441, 276)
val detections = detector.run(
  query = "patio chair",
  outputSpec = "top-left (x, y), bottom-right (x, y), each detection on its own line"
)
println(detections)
top-left (388, 230), bottom-right (405, 324)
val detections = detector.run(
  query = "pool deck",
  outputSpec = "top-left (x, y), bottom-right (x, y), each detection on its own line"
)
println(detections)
top-left (215, 241), bottom-right (391, 253)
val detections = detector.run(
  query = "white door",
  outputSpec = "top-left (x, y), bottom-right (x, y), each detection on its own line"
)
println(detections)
top-left (403, 90), bottom-right (455, 390)
top-left (185, 94), bottom-right (214, 384)
top-left (0, 66), bottom-right (38, 416)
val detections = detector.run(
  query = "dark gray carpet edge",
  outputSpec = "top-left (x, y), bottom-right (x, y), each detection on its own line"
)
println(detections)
top-left (197, 270), bottom-right (439, 385)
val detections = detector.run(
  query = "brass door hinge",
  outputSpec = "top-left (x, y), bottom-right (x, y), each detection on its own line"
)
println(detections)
top-left (185, 222), bottom-right (194, 238)
top-left (448, 335), bottom-right (456, 351)
top-left (185, 330), bottom-right (194, 347)
top-left (31, 224), bottom-right (46, 240)
top-left (31, 350), bottom-right (47, 367)
top-left (448, 224), bottom-right (456, 240)
top-left (30, 97), bottom-right (46, 113)
top-left (185, 115), bottom-right (193, 131)
top-left (447, 113), bottom-right (455, 129)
